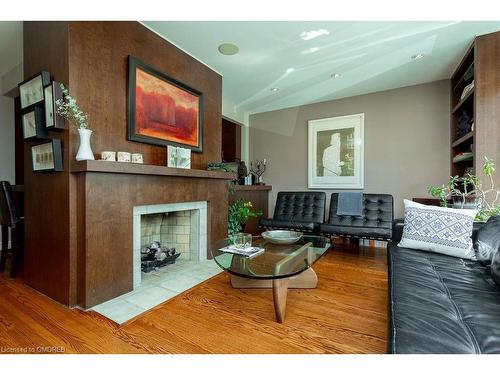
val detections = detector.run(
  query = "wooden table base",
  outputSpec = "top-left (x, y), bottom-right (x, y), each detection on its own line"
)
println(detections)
top-left (230, 268), bottom-right (318, 323)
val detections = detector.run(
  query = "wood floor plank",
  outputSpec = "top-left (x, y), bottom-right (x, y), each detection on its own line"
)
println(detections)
top-left (0, 243), bottom-right (388, 354)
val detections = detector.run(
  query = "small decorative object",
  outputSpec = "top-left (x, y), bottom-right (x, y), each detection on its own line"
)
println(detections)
top-left (131, 153), bottom-right (144, 164)
top-left (167, 146), bottom-right (191, 168)
top-left (101, 151), bottom-right (116, 161)
top-left (55, 83), bottom-right (94, 161)
top-left (128, 56), bottom-right (203, 152)
top-left (228, 198), bottom-right (262, 235)
top-left (457, 110), bottom-right (473, 137)
top-left (428, 157), bottom-right (500, 221)
top-left (262, 230), bottom-right (303, 245)
top-left (22, 107), bottom-right (48, 140)
top-left (250, 159), bottom-right (267, 185)
top-left (237, 160), bottom-right (248, 185)
top-left (308, 113), bottom-right (364, 189)
top-left (18, 71), bottom-right (51, 109)
top-left (228, 233), bottom-right (252, 249)
top-left (31, 139), bottom-right (63, 172)
top-left (117, 151), bottom-right (131, 162)
top-left (207, 162), bottom-right (232, 172)
top-left (44, 82), bottom-right (65, 129)
top-left (460, 80), bottom-right (474, 100)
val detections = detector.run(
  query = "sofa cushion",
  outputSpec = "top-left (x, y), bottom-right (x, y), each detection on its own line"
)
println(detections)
top-left (388, 242), bottom-right (500, 353)
top-left (398, 199), bottom-right (477, 260)
top-left (259, 218), bottom-right (316, 232)
top-left (475, 216), bottom-right (500, 265)
top-left (320, 223), bottom-right (391, 239)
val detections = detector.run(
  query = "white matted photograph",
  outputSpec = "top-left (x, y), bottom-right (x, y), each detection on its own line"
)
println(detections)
top-left (308, 113), bottom-right (364, 189)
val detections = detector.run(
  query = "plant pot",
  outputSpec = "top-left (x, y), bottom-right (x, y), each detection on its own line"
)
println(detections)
top-left (76, 128), bottom-right (95, 161)
top-left (452, 195), bottom-right (478, 209)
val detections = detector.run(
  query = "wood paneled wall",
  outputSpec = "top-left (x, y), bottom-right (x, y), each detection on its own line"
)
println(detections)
top-left (23, 21), bottom-right (223, 307)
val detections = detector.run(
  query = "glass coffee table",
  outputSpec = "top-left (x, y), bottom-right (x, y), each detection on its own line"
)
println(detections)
top-left (211, 235), bottom-right (332, 323)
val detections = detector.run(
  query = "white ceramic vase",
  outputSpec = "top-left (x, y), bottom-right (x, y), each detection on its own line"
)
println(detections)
top-left (76, 128), bottom-right (95, 161)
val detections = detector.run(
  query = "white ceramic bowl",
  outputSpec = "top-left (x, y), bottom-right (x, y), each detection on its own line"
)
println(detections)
top-left (261, 230), bottom-right (303, 245)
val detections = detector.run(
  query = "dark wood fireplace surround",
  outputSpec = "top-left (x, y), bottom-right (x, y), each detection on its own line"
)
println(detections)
top-left (23, 21), bottom-right (232, 309)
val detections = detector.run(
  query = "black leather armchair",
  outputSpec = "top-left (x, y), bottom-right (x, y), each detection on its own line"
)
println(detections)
top-left (320, 193), bottom-right (393, 240)
top-left (259, 191), bottom-right (326, 233)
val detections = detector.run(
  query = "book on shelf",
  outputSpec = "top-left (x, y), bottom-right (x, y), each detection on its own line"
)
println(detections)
top-left (219, 246), bottom-right (265, 258)
top-left (453, 152), bottom-right (473, 163)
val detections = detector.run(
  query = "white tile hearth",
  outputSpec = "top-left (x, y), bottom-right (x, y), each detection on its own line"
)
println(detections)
top-left (91, 259), bottom-right (222, 325)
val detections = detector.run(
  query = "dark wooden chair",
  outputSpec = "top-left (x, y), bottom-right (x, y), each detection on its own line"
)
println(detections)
top-left (0, 181), bottom-right (24, 277)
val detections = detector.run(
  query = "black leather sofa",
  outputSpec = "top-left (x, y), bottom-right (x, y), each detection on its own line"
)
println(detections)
top-left (259, 191), bottom-right (326, 233)
top-left (388, 217), bottom-right (500, 353)
top-left (320, 193), bottom-right (393, 240)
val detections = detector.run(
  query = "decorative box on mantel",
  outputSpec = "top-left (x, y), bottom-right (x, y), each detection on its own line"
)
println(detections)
top-left (71, 160), bottom-right (235, 308)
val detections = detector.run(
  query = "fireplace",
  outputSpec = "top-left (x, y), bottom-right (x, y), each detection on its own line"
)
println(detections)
top-left (133, 201), bottom-right (208, 289)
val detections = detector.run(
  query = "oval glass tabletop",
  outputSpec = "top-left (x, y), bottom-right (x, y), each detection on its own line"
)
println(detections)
top-left (210, 235), bottom-right (332, 280)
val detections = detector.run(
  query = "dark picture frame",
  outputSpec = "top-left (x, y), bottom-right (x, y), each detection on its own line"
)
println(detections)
top-left (127, 55), bottom-right (203, 152)
top-left (31, 139), bottom-right (63, 172)
top-left (22, 107), bottom-right (48, 141)
top-left (44, 82), bottom-right (65, 130)
top-left (19, 71), bottom-right (51, 110)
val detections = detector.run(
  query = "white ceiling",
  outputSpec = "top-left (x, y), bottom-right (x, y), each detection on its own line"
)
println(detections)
top-left (144, 21), bottom-right (500, 120)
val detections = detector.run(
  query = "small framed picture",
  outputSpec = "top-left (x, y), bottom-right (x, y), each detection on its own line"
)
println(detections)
top-left (19, 71), bottom-right (51, 110)
top-left (31, 139), bottom-right (63, 172)
top-left (22, 107), bottom-right (48, 140)
top-left (167, 146), bottom-right (191, 169)
top-left (44, 82), bottom-right (65, 129)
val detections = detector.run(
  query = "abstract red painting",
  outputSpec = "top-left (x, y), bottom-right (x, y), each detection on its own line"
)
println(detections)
top-left (128, 56), bottom-right (203, 152)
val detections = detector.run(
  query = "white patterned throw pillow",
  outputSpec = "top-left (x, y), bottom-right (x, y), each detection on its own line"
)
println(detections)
top-left (399, 199), bottom-right (477, 260)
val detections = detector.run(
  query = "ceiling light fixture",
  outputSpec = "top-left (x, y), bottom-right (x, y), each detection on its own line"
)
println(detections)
top-left (411, 53), bottom-right (425, 60)
top-left (286, 68), bottom-right (295, 74)
top-left (300, 29), bottom-right (330, 41)
top-left (331, 73), bottom-right (342, 79)
top-left (270, 87), bottom-right (280, 92)
top-left (218, 43), bottom-right (239, 55)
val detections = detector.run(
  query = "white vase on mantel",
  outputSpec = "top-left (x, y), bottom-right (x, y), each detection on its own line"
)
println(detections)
top-left (76, 128), bottom-right (95, 161)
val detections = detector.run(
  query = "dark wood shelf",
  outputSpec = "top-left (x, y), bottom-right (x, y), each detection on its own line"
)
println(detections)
top-left (451, 132), bottom-right (474, 148)
top-left (234, 184), bottom-right (272, 191)
top-left (452, 155), bottom-right (474, 164)
top-left (71, 160), bottom-right (236, 180)
top-left (452, 88), bottom-right (474, 114)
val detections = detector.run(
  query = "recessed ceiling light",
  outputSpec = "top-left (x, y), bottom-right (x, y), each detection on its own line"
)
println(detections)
top-left (301, 47), bottom-right (320, 55)
top-left (218, 43), bottom-right (239, 55)
top-left (331, 73), bottom-right (342, 79)
top-left (270, 87), bottom-right (280, 92)
top-left (411, 53), bottom-right (425, 60)
top-left (300, 29), bottom-right (330, 41)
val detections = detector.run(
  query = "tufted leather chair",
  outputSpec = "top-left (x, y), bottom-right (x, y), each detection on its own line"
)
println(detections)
top-left (320, 193), bottom-right (393, 240)
top-left (0, 181), bottom-right (24, 277)
top-left (260, 191), bottom-right (326, 233)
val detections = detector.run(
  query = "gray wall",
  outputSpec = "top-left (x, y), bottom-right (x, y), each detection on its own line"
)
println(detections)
top-left (0, 95), bottom-right (15, 183)
top-left (249, 80), bottom-right (450, 218)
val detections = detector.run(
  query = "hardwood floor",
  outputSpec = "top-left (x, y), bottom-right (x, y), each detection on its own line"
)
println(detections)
top-left (0, 243), bottom-right (388, 354)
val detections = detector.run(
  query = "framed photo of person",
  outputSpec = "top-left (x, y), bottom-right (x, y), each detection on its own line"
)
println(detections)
top-left (44, 82), bottom-right (65, 129)
top-left (307, 113), bottom-right (364, 189)
top-left (22, 107), bottom-right (48, 141)
top-left (18, 71), bottom-right (51, 110)
top-left (127, 55), bottom-right (203, 152)
top-left (31, 139), bottom-right (63, 172)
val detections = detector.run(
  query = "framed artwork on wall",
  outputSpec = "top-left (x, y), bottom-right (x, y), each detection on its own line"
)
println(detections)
top-left (44, 82), bottom-right (65, 129)
top-left (31, 139), bottom-right (63, 172)
top-left (308, 113), bottom-right (364, 189)
top-left (22, 107), bottom-right (48, 141)
top-left (18, 71), bottom-right (51, 109)
top-left (127, 55), bottom-right (203, 152)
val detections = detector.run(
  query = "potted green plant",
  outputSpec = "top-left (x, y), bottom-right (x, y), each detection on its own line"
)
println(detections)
top-left (228, 199), bottom-right (262, 235)
top-left (428, 157), bottom-right (500, 221)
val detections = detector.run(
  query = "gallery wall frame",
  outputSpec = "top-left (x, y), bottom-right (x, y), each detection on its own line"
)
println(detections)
top-left (31, 139), bottom-right (63, 172)
top-left (308, 113), bottom-right (365, 189)
top-left (18, 71), bottom-right (51, 110)
top-left (127, 55), bottom-right (203, 152)
top-left (44, 82), bottom-right (65, 130)
top-left (22, 107), bottom-right (48, 141)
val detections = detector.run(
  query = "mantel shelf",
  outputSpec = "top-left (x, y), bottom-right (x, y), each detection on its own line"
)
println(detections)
top-left (71, 160), bottom-right (236, 180)
top-left (234, 185), bottom-right (272, 191)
